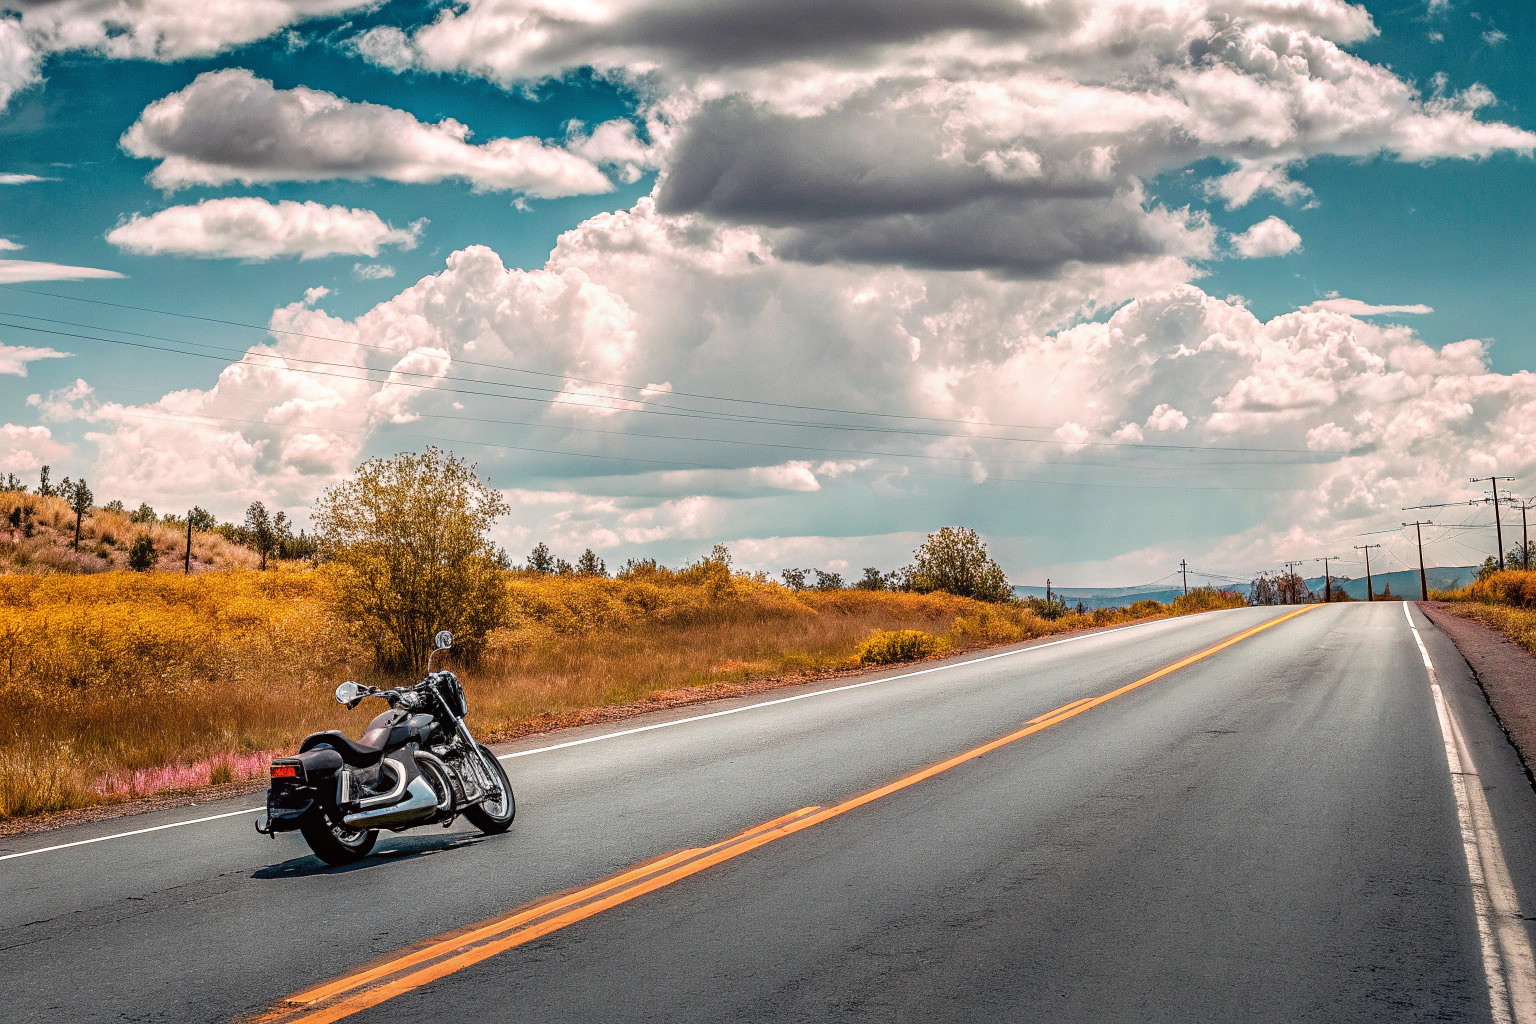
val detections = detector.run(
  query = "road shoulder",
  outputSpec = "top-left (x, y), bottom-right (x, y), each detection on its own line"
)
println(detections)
top-left (1420, 601), bottom-right (1536, 784)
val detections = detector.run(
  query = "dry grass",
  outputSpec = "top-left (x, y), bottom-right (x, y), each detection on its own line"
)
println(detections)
top-left (1436, 570), bottom-right (1536, 660)
top-left (0, 492), bottom-right (259, 574)
top-left (0, 566), bottom-right (1244, 821)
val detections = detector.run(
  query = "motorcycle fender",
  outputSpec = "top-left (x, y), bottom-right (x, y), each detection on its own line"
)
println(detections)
top-left (293, 747), bottom-right (344, 780)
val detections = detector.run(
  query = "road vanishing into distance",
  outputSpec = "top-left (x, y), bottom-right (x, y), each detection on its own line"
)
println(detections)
top-left (6, 602), bottom-right (1536, 1023)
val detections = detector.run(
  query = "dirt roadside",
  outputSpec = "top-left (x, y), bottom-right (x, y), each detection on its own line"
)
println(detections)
top-left (1420, 601), bottom-right (1536, 782)
top-left (0, 614), bottom-right (1168, 840)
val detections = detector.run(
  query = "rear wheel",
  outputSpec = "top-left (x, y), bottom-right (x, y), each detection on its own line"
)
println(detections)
top-left (463, 745), bottom-right (515, 835)
top-left (299, 810), bottom-right (378, 866)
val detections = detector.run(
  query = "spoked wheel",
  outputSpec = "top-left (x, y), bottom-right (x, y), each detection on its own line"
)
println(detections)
top-left (463, 744), bottom-right (515, 835)
top-left (299, 811), bottom-right (378, 866)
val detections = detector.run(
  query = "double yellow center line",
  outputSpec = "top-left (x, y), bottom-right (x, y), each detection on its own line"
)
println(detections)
top-left (256, 605), bottom-right (1314, 1024)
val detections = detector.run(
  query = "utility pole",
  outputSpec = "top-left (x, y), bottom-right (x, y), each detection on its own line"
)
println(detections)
top-left (1316, 556), bottom-right (1338, 603)
top-left (1046, 578), bottom-right (1051, 605)
top-left (1472, 476), bottom-right (1516, 570)
top-left (1403, 521), bottom-right (1433, 600)
top-left (1180, 559), bottom-right (1188, 597)
top-left (184, 514), bottom-right (192, 575)
top-left (1517, 498), bottom-right (1533, 570)
top-left (1354, 544), bottom-right (1381, 601)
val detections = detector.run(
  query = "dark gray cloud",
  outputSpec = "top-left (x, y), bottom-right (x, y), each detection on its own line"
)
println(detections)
top-left (656, 95), bottom-right (1201, 276)
top-left (549, 0), bottom-right (1075, 71)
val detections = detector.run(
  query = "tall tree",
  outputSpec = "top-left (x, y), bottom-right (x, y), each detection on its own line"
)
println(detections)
top-left (67, 478), bottom-right (93, 550)
top-left (526, 542), bottom-right (555, 573)
top-left (314, 447), bottom-right (510, 671)
top-left (575, 548), bottom-right (607, 576)
top-left (36, 465), bottom-right (52, 497)
top-left (244, 501), bottom-right (274, 570)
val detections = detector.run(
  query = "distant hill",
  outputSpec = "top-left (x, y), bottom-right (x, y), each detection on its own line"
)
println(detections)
top-left (1014, 565), bottom-right (1478, 609)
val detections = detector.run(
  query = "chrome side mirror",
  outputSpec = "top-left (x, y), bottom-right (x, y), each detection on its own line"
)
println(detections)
top-left (334, 681), bottom-right (365, 707)
top-left (434, 630), bottom-right (453, 651)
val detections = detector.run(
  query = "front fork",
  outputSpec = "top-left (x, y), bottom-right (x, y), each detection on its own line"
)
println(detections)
top-left (431, 682), bottom-right (501, 797)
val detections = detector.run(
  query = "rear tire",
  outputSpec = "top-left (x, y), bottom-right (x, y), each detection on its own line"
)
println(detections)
top-left (299, 810), bottom-right (378, 866)
top-left (463, 745), bottom-right (515, 835)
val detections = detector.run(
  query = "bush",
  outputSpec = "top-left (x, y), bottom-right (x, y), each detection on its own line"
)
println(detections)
top-left (856, 628), bottom-right (948, 665)
top-left (903, 526), bottom-right (1013, 602)
top-left (1463, 570), bottom-right (1536, 608)
top-left (127, 534), bottom-right (156, 572)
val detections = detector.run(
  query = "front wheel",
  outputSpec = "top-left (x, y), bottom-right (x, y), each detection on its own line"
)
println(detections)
top-left (463, 745), bottom-right (515, 835)
top-left (299, 810), bottom-right (378, 866)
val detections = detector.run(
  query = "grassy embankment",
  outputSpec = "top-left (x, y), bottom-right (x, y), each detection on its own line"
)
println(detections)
top-left (0, 491), bottom-right (256, 573)
top-left (1436, 570), bottom-right (1536, 657)
top-left (0, 563), bottom-right (1244, 820)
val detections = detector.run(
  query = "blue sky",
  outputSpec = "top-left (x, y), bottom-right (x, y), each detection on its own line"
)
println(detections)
top-left (0, 0), bottom-right (1532, 584)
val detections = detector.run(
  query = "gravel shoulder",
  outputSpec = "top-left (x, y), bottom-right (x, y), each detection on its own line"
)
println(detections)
top-left (1421, 600), bottom-right (1536, 782)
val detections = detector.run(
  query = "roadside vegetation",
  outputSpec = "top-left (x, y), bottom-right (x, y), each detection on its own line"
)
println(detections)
top-left (1435, 569), bottom-right (1536, 660)
top-left (0, 452), bottom-right (1246, 821)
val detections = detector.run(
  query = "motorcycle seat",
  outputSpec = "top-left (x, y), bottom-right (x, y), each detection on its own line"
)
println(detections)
top-left (299, 730), bottom-right (386, 767)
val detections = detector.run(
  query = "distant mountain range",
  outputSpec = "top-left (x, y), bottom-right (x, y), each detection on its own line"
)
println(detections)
top-left (1013, 565), bottom-right (1479, 609)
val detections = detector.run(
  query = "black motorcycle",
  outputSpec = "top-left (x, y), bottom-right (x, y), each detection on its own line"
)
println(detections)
top-left (257, 630), bottom-right (515, 865)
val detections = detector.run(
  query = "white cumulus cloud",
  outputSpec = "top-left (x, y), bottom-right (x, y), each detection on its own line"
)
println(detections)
top-left (106, 197), bottom-right (424, 260)
top-left (0, 1), bottom-right (369, 111)
top-left (120, 69), bottom-right (615, 198)
top-left (1231, 216), bottom-right (1303, 258)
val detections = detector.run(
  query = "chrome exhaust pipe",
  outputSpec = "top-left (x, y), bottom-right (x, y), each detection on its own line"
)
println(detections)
top-left (343, 775), bottom-right (439, 829)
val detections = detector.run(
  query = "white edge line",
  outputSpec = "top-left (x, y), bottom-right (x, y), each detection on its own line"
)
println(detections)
top-left (0, 608), bottom-right (1262, 866)
top-left (0, 806), bottom-right (262, 863)
top-left (495, 612), bottom-right (1209, 761)
top-left (1404, 601), bottom-right (1534, 1023)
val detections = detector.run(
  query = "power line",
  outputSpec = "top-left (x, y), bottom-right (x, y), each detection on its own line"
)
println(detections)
top-left (101, 407), bottom-right (1319, 492)
top-left (0, 308), bottom-right (1332, 460)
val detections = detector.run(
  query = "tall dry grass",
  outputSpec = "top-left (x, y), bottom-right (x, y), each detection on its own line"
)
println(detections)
top-left (1436, 569), bottom-right (1536, 660)
top-left (0, 566), bottom-right (1244, 820)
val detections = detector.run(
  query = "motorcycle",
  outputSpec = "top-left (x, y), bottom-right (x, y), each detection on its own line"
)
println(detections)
top-left (257, 630), bottom-right (515, 865)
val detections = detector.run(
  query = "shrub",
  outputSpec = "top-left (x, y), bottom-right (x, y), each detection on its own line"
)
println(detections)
top-left (127, 534), bottom-right (156, 571)
top-left (903, 526), bottom-right (1013, 602)
top-left (1462, 570), bottom-right (1536, 608)
top-left (856, 628), bottom-right (948, 665)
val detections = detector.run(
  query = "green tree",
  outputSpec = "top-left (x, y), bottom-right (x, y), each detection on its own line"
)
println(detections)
top-left (127, 533), bottom-right (156, 571)
top-left (36, 465), bottom-right (52, 497)
top-left (526, 542), bottom-right (555, 573)
top-left (129, 501), bottom-right (157, 524)
top-left (902, 526), bottom-right (1013, 602)
top-left (575, 548), bottom-right (607, 576)
top-left (66, 478), bottom-right (93, 550)
top-left (102, 499), bottom-right (125, 513)
top-left (313, 447), bottom-right (510, 672)
top-left (187, 506), bottom-right (217, 532)
top-left (244, 501), bottom-right (274, 570)
top-left (812, 569), bottom-right (844, 591)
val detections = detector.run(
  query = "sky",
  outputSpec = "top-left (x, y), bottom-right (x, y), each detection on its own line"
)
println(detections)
top-left (1, 0), bottom-right (1534, 588)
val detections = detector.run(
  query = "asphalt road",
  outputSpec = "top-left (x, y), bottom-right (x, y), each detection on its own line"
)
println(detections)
top-left (5, 602), bottom-right (1536, 1022)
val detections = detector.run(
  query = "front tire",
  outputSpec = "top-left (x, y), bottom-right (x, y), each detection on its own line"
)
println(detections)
top-left (299, 810), bottom-right (378, 866)
top-left (463, 745), bottom-right (515, 835)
